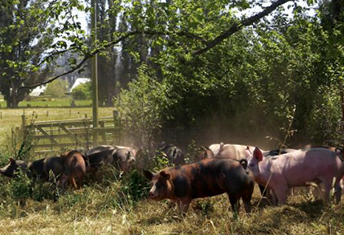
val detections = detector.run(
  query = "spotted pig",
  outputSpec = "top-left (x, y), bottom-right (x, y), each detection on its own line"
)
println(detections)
top-left (144, 157), bottom-right (254, 215)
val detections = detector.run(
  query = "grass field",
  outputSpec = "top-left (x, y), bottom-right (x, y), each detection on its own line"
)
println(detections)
top-left (0, 96), bottom-right (92, 109)
top-left (0, 107), bottom-right (344, 234)
top-left (0, 107), bottom-right (114, 146)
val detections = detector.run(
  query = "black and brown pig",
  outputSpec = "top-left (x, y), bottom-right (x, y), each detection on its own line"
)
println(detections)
top-left (144, 157), bottom-right (254, 214)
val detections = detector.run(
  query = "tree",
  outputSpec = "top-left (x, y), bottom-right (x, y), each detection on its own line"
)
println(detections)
top-left (113, 1), bottom-right (344, 147)
top-left (0, 0), bottom-right (55, 108)
top-left (44, 79), bottom-right (69, 97)
top-left (71, 82), bottom-right (92, 100)
top-left (90, 0), bottom-right (119, 107)
top-left (114, 64), bottom-right (167, 148)
top-left (26, 0), bottom-right (300, 88)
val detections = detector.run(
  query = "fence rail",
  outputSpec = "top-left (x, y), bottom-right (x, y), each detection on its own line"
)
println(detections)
top-left (22, 113), bottom-right (122, 155)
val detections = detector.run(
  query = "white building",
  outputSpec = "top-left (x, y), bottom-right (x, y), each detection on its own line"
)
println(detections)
top-left (69, 78), bottom-right (91, 92)
top-left (29, 85), bottom-right (47, 96)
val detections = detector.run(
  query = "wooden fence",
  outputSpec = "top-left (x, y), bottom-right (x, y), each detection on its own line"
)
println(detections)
top-left (22, 112), bottom-right (123, 155)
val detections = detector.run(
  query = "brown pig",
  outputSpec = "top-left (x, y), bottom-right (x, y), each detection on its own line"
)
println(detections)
top-left (59, 150), bottom-right (87, 189)
top-left (144, 157), bottom-right (254, 215)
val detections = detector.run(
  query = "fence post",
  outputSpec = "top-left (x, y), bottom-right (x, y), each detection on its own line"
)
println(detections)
top-left (50, 123), bottom-right (54, 152)
top-left (21, 114), bottom-right (26, 127)
top-left (113, 110), bottom-right (122, 145)
top-left (100, 121), bottom-right (106, 144)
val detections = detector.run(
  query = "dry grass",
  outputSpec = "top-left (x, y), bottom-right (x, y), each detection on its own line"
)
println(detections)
top-left (0, 183), bottom-right (343, 235)
top-left (1, 108), bottom-right (344, 234)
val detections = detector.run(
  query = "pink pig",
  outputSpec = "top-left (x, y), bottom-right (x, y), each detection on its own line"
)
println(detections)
top-left (245, 147), bottom-right (344, 205)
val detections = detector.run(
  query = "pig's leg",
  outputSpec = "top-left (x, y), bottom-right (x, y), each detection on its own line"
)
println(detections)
top-left (320, 177), bottom-right (334, 203)
top-left (274, 186), bottom-right (288, 205)
top-left (228, 195), bottom-right (240, 214)
top-left (241, 193), bottom-right (252, 213)
top-left (178, 200), bottom-right (190, 214)
top-left (258, 184), bottom-right (267, 197)
top-left (333, 178), bottom-right (342, 204)
top-left (77, 174), bottom-right (84, 189)
top-left (270, 189), bottom-right (278, 206)
top-left (71, 177), bottom-right (78, 189)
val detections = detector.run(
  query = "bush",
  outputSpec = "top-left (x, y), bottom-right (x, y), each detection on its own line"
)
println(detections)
top-left (44, 79), bottom-right (69, 97)
top-left (71, 82), bottom-right (91, 100)
top-left (114, 64), bottom-right (168, 148)
top-left (119, 170), bottom-right (150, 207)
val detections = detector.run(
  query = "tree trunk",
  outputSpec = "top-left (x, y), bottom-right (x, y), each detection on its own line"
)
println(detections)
top-left (10, 80), bottom-right (19, 108)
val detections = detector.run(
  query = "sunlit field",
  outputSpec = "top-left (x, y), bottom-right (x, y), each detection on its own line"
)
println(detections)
top-left (0, 96), bottom-right (92, 109)
top-left (0, 106), bottom-right (114, 146)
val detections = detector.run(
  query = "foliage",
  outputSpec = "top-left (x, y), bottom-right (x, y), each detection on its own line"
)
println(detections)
top-left (114, 64), bottom-right (168, 148)
top-left (153, 152), bottom-right (170, 170)
top-left (5, 171), bottom-right (32, 203)
top-left (0, 0), bottom-right (56, 108)
top-left (44, 79), bottom-right (69, 98)
top-left (119, 170), bottom-right (150, 206)
top-left (71, 82), bottom-right (92, 100)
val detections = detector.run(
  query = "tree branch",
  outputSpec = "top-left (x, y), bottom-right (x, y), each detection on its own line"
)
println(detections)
top-left (193, 0), bottom-right (294, 56)
top-left (21, 30), bottom-right (206, 89)
top-left (21, 0), bottom-right (294, 89)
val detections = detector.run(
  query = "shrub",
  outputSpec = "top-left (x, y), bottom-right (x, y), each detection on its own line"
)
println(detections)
top-left (44, 79), bottom-right (69, 97)
top-left (114, 64), bottom-right (168, 148)
top-left (71, 82), bottom-right (91, 100)
top-left (118, 170), bottom-right (150, 207)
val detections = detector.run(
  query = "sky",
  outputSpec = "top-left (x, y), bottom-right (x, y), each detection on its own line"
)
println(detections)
top-left (74, 0), bottom-right (317, 33)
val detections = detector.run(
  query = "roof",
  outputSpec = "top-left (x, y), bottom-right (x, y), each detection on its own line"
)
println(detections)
top-left (29, 85), bottom-right (47, 97)
top-left (70, 78), bottom-right (91, 92)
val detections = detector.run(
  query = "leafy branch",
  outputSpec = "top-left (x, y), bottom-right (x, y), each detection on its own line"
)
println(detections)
top-left (21, 0), bottom-right (294, 89)
top-left (193, 0), bottom-right (294, 55)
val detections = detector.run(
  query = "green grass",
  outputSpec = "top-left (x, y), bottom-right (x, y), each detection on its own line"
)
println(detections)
top-left (0, 106), bottom-right (114, 147)
top-left (0, 97), bottom-right (91, 108)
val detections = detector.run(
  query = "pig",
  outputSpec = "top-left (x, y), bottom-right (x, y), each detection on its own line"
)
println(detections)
top-left (195, 146), bottom-right (214, 160)
top-left (246, 147), bottom-right (344, 205)
top-left (113, 147), bottom-right (137, 172)
top-left (143, 157), bottom-right (254, 214)
top-left (86, 145), bottom-right (116, 174)
top-left (0, 156), bottom-right (64, 183)
top-left (209, 143), bottom-right (261, 159)
top-left (86, 145), bottom-right (136, 174)
top-left (59, 150), bottom-right (87, 189)
top-left (28, 156), bottom-right (64, 181)
top-left (156, 142), bottom-right (185, 166)
top-left (0, 158), bottom-right (28, 177)
top-left (258, 148), bottom-right (299, 198)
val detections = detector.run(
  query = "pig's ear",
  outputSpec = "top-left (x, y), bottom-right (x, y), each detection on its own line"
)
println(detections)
top-left (335, 147), bottom-right (342, 154)
top-left (160, 171), bottom-right (171, 180)
top-left (244, 146), bottom-right (251, 158)
top-left (143, 170), bottom-right (154, 180)
top-left (253, 147), bottom-right (263, 162)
